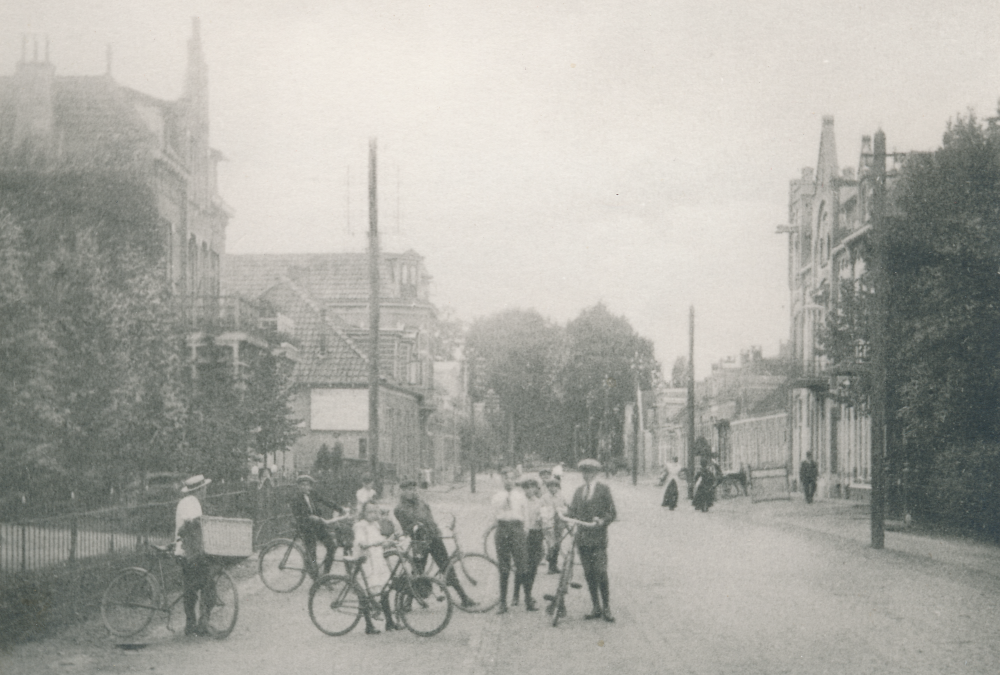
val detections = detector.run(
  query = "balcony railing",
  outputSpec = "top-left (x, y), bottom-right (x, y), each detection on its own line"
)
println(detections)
top-left (178, 295), bottom-right (265, 338)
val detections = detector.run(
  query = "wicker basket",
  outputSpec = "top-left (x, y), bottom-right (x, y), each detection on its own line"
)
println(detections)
top-left (201, 516), bottom-right (254, 557)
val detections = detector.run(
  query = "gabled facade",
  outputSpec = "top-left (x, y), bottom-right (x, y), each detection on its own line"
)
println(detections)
top-left (0, 19), bottom-right (230, 299)
top-left (222, 252), bottom-right (445, 481)
top-left (786, 117), bottom-right (906, 500)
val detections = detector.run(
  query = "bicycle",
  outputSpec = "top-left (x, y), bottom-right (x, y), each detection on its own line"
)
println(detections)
top-left (101, 542), bottom-right (239, 639)
top-left (308, 537), bottom-right (453, 638)
top-left (415, 514), bottom-right (500, 613)
top-left (543, 517), bottom-right (593, 627)
top-left (258, 513), bottom-right (353, 592)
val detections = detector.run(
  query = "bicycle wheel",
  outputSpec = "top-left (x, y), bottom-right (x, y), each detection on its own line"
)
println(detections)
top-left (719, 478), bottom-right (740, 499)
top-left (102, 568), bottom-right (160, 637)
top-left (309, 574), bottom-right (364, 636)
top-left (204, 568), bottom-right (239, 639)
top-left (395, 575), bottom-right (452, 637)
top-left (482, 523), bottom-right (497, 560)
top-left (258, 539), bottom-right (309, 593)
top-left (444, 553), bottom-right (500, 613)
top-left (551, 544), bottom-right (575, 627)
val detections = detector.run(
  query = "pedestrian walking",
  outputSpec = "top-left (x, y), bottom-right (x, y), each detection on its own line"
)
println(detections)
top-left (799, 451), bottom-right (819, 504)
top-left (393, 479), bottom-right (476, 608)
top-left (290, 474), bottom-right (346, 579)
top-left (491, 467), bottom-right (528, 614)
top-left (566, 458), bottom-right (617, 622)
top-left (174, 474), bottom-right (214, 636)
top-left (512, 477), bottom-right (543, 611)
top-left (660, 461), bottom-right (680, 510)
top-left (692, 457), bottom-right (716, 512)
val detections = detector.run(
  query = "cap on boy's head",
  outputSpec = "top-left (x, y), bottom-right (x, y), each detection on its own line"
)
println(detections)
top-left (296, 474), bottom-right (315, 485)
top-left (545, 478), bottom-right (561, 487)
top-left (399, 479), bottom-right (418, 489)
top-left (520, 477), bottom-right (539, 489)
top-left (577, 458), bottom-right (601, 472)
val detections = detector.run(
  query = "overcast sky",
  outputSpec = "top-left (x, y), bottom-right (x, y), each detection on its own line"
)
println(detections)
top-left (3, 1), bottom-right (998, 376)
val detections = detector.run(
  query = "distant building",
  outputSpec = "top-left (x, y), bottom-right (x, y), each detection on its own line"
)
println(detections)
top-left (0, 20), bottom-right (229, 298)
top-left (222, 251), bottom-right (452, 481)
top-left (785, 117), bottom-right (906, 500)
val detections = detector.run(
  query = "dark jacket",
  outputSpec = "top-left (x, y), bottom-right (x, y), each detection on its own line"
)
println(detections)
top-left (290, 492), bottom-right (343, 531)
top-left (799, 459), bottom-right (818, 485)
top-left (394, 498), bottom-right (441, 540)
top-left (566, 481), bottom-right (616, 549)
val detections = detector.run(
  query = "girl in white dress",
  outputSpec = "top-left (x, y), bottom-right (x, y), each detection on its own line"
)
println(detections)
top-left (352, 501), bottom-right (398, 633)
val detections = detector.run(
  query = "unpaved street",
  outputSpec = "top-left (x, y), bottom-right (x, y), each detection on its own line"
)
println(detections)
top-left (3, 474), bottom-right (999, 675)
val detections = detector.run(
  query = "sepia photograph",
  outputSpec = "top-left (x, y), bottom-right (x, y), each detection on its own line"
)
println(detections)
top-left (1, 1), bottom-right (999, 673)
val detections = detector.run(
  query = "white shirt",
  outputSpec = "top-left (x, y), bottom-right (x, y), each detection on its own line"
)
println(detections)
top-left (356, 486), bottom-right (376, 509)
top-left (491, 487), bottom-right (528, 523)
top-left (174, 494), bottom-right (202, 557)
top-left (353, 518), bottom-right (392, 592)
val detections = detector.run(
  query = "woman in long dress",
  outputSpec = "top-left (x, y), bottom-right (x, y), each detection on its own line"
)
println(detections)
top-left (352, 501), bottom-right (398, 633)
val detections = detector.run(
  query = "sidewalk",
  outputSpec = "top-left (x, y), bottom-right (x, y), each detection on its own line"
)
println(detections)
top-left (711, 491), bottom-right (1000, 580)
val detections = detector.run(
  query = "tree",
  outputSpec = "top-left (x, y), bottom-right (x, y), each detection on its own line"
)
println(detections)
top-left (560, 304), bottom-right (659, 464)
top-left (887, 111), bottom-right (1000, 451)
top-left (466, 309), bottom-right (566, 465)
top-left (670, 356), bottom-right (688, 388)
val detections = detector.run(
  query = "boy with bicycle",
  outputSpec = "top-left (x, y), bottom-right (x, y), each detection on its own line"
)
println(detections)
top-left (290, 474), bottom-right (347, 579)
top-left (394, 479), bottom-right (477, 608)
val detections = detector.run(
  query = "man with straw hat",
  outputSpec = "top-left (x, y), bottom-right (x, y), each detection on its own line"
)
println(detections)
top-left (175, 474), bottom-right (213, 636)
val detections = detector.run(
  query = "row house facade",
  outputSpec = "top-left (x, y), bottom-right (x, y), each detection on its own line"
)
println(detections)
top-left (0, 20), bottom-right (268, 374)
top-left (785, 117), bottom-right (905, 500)
top-left (222, 251), bottom-right (457, 483)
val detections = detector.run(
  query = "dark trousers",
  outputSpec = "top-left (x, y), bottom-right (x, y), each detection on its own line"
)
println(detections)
top-left (301, 521), bottom-right (336, 577)
top-left (803, 480), bottom-right (817, 504)
top-left (578, 545), bottom-right (610, 611)
top-left (180, 556), bottom-right (215, 627)
top-left (495, 521), bottom-right (526, 604)
top-left (515, 529), bottom-right (544, 600)
top-left (413, 536), bottom-right (469, 601)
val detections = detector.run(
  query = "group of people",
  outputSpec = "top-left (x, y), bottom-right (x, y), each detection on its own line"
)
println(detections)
top-left (173, 458), bottom-right (620, 638)
top-left (492, 459), bottom-right (617, 623)
top-left (290, 472), bottom-right (477, 635)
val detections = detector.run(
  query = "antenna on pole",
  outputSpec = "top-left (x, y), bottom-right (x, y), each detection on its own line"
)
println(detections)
top-left (368, 138), bottom-right (381, 486)
top-left (396, 165), bottom-right (401, 234)
top-left (345, 166), bottom-right (352, 235)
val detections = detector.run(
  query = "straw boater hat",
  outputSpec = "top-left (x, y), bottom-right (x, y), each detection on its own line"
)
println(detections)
top-left (577, 458), bottom-right (601, 472)
top-left (181, 475), bottom-right (211, 493)
top-left (296, 474), bottom-right (316, 484)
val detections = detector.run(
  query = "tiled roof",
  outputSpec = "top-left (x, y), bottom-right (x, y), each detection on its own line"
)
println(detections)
top-left (261, 278), bottom-right (406, 387)
top-left (261, 282), bottom-right (370, 387)
top-left (0, 72), bottom-right (156, 168)
top-left (222, 252), bottom-right (430, 305)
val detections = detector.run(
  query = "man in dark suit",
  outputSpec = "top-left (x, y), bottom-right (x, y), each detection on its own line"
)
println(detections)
top-left (566, 458), bottom-right (617, 622)
top-left (290, 474), bottom-right (346, 578)
top-left (799, 451), bottom-right (819, 504)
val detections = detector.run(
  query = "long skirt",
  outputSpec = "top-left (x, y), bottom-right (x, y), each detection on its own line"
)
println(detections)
top-left (661, 479), bottom-right (679, 509)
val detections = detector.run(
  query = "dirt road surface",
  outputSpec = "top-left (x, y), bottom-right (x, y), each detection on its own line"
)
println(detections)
top-left (3, 473), bottom-right (999, 674)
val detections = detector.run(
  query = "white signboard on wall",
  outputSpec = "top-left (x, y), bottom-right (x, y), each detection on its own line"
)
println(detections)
top-left (310, 388), bottom-right (368, 431)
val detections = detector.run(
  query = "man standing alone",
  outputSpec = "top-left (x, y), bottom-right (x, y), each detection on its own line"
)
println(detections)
top-left (566, 458), bottom-right (616, 623)
top-left (175, 474), bottom-right (214, 636)
top-left (799, 451), bottom-right (819, 504)
top-left (491, 467), bottom-right (527, 614)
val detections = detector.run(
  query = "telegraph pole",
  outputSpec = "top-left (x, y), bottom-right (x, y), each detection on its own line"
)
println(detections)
top-left (869, 130), bottom-right (888, 549)
top-left (368, 138), bottom-right (381, 486)
top-left (468, 357), bottom-right (477, 494)
top-left (687, 306), bottom-right (696, 498)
